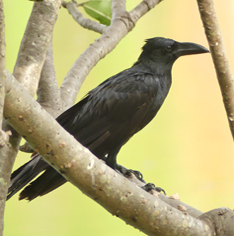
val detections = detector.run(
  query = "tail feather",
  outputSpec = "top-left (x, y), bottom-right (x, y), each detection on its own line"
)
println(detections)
top-left (19, 168), bottom-right (66, 201)
top-left (7, 154), bottom-right (48, 200)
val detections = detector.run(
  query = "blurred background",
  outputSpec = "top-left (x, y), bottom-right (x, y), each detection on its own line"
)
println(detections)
top-left (3, 0), bottom-right (234, 235)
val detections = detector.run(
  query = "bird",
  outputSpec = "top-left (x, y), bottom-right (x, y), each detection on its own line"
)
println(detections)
top-left (7, 37), bottom-right (209, 201)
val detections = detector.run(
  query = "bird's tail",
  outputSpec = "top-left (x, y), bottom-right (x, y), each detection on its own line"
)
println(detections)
top-left (18, 167), bottom-right (67, 201)
top-left (7, 154), bottom-right (67, 201)
top-left (7, 154), bottom-right (48, 200)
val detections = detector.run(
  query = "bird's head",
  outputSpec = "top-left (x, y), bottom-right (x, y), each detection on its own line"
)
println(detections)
top-left (135, 37), bottom-right (209, 72)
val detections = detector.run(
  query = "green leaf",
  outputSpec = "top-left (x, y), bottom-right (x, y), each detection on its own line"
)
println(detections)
top-left (81, 0), bottom-right (111, 26)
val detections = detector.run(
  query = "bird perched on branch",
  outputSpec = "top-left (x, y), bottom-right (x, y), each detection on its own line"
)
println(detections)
top-left (7, 37), bottom-right (209, 201)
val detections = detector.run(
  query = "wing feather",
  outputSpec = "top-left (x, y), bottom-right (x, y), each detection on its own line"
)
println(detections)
top-left (56, 70), bottom-right (160, 158)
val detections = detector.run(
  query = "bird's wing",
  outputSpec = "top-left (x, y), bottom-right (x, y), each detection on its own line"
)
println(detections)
top-left (57, 70), bottom-right (160, 156)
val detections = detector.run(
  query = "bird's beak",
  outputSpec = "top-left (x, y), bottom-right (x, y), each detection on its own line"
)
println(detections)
top-left (175, 42), bottom-right (209, 57)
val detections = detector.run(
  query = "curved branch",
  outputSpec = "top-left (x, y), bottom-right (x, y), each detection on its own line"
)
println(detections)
top-left (37, 38), bottom-right (62, 118)
top-left (197, 0), bottom-right (234, 140)
top-left (63, 1), bottom-right (106, 34)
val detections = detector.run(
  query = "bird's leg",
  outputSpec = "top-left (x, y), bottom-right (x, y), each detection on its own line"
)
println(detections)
top-left (105, 147), bottom-right (121, 170)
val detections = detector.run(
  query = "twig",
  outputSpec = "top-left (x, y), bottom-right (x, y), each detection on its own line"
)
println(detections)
top-left (63, 1), bottom-right (106, 34)
top-left (197, 0), bottom-right (234, 140)
top-left (129, 0), bottom-right (162, 23)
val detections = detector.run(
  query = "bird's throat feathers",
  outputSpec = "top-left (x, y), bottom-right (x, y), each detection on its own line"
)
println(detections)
top-left (133, 58), bottom-right (173, 78)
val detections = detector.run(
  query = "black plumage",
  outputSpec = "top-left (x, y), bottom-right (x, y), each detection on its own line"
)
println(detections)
top-left (7, 37), bottom-right (209, 201)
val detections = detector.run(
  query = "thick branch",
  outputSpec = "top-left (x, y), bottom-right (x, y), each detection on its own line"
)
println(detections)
top-left (0, 1), bottom-right (5, 131)
top-left (0, 126), bottom-right (20, 236)
top-left (60, 0), bottom-right (161, 109)
top-left (4, 72), bottom-right (215, 236)
top-left (111, 0), bottom-right (126, 20)
top-left (197, 0), bottom-right (234, 139)
top-left (0, 1), bottom-right (7, 235)
top-left (198, 208), bottom-right (234, 235)
top-left (13, 0), bottom-right (62, 96)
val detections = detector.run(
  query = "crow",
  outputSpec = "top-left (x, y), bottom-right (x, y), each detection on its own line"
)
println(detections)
top-left (7, 37), bottom-right (209, 201)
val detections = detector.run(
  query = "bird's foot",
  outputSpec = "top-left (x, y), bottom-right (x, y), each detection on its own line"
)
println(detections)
top-left (116, 165), bottom-right (145, 183)
top-left (142, 183), bottom-right (166, 195)
top-left (125, 169), bottom-right (145, 183)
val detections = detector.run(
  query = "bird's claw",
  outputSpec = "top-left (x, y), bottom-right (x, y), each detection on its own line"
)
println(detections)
top-left (126, 169), bottom-right (145, 183)
top-left (142, 183), bottom-right (166, 195)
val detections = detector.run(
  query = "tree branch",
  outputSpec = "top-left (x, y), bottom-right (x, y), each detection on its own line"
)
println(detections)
top-left (13, 0), bottom-right (62, 96)
top-left (60, 0), bottom-right (161, 109)
top-left (0, 1), bottom-right (7, 234)
top-left (0, 0), bottom-right (5, 135)
top-left (111, 0), bottom-right (126, 20)
top-left (198, 208), bottom-right (234, 236)
top-left (197, 0), bottom-right (234, 140)
top-left (37, 38), bottom-right (62, 118)
top-left (63, 1), bottom-right (106, 34)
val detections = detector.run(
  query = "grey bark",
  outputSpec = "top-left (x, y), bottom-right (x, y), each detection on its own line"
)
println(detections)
top-left (197, 0), bottom-right (234, 140)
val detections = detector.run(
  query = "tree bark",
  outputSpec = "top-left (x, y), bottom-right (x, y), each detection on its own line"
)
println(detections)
top-left (197, 0), bottom-right (234, 140)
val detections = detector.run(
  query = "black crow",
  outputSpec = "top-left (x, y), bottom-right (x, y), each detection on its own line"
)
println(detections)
top-left (7, 37), bottom-right (209, 201)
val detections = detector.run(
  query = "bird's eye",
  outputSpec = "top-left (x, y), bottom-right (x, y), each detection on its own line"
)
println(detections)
top-left (165, 45), bottom-right (172, 52)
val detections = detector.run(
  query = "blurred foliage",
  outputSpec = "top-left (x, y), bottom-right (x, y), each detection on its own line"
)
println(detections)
top-left (79, 0), bottom-right (111, 26)
top-left (3, 0), bottom-right (234, 236)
